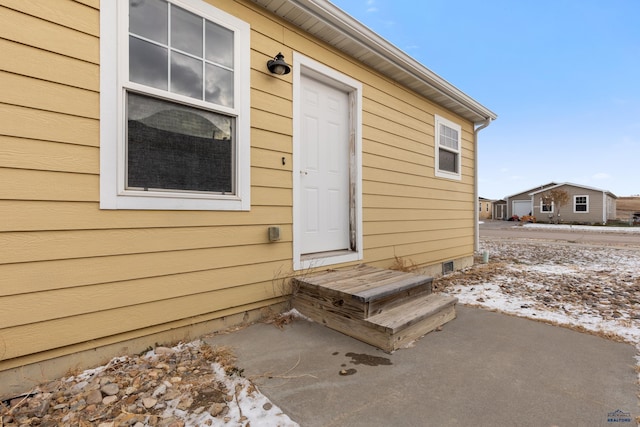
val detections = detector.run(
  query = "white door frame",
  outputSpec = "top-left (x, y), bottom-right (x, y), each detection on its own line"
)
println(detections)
top-left (292, 53), bottom-right (363, 271)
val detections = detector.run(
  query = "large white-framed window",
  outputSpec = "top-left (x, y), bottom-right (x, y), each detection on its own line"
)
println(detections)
top-left (434, 115), bottom-right (462, 180)
top-left (574, 195), bottom-right (589, 213)
top-left (540, 200), bottom-right (554, 213)
top-left (100, 0), bottom-right (250, 210)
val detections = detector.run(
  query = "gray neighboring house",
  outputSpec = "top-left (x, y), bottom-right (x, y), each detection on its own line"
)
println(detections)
top-left (506, 182), bottom-right (617, 224)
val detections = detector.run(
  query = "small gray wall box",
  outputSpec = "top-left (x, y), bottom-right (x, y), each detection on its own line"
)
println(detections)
top-left (268, 226), bottom-right (281, 242)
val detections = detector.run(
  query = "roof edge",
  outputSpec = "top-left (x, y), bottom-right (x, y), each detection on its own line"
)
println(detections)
top-left (255, 0), bottom-right (497, 123)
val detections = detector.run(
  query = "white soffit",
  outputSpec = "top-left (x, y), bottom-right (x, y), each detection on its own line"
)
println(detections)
top-left (252, 0), bottom-right (497, 123)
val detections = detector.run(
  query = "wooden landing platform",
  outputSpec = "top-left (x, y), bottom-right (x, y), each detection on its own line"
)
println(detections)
top-left (292, 264), bottom-right (457, 352)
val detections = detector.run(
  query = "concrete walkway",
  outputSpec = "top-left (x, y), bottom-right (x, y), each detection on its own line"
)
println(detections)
top-left (207, 306), bottom-right (637, 427)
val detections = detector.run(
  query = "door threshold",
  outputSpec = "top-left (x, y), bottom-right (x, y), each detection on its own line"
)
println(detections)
top-left (301, 249), bottom-right (352, 261)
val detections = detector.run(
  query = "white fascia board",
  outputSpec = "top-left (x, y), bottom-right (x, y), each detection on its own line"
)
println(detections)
top-left (268, 0), bottom-right (497, 123)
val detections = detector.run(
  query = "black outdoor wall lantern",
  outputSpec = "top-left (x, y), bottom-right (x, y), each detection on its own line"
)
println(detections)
top-left (267, 52), bottom-right (291, 75)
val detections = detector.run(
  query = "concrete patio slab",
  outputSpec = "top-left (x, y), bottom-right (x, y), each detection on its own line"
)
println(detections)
top-left (207, 306), bottom-right (637, 427)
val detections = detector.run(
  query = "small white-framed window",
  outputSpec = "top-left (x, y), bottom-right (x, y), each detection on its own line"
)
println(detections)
top-left (540, 200), bottom-right (554, 213)
top-left (574, 195), bottom-right (589, 213)
top-left (100, 0), bottom-right (250, 210)
top-left (434, 115), bottom-right (462, 180)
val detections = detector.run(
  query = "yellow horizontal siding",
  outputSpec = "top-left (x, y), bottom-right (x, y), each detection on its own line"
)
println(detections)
top-left (0, 103), bottom-right (99, 146)
top-left (363, 166), bottom-right (474, 189)
top-left (1, 0), bottom-right (99, 36)
top-left (0, 245), bottom-right (291, 297)
top-left (0, 202), bottom-right (292, 232)
top-left (364, 180), bottom-right (472, 202)
top-left (364, 236), bottom-right (474, 266)
top-left (1, 260), bottom-right (290, 329)
top-left (365, 219), bottom-right (473, 235)
top-left (365, 208), bottom-right (474, 222)
top-left (73, 0), bottom-right (98, 9)
top-left (0, 136), bottom-right (98, 173)
top-left (0, 168), bottom-right (98, 202)
top-left (251, 128), bottom-right (292, 153)
top-left (0, 5), bottom-right (98, 63)
top-left (0, 71), bottom-right (99, 119)
top-left (0, 225), bottom-right (292, 264)
top-left (0, 281), bottom-right (283, 361)
top-left (365, 228), bottom-right (471, 250)
top-left (363, 195), bottom-right (472, 211)
top-left (0, 38), bottom-right (98, 91)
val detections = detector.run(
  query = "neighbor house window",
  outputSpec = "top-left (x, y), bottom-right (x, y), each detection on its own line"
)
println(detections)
top-left (541, 200), bottom-right (554, 213)
top-left (434, 115), bottom-right (462, 180)
top-left (100, 0), bottom-right (250, 210)
top-left (574, 195), bottom-right (589, 213)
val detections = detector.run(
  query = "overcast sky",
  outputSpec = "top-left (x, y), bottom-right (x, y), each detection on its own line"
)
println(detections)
top-left (330, 0), bottom-right (640, 199)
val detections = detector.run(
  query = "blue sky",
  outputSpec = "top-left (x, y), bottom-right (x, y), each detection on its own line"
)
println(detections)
top-left (330, 0), bottom-right (640, 199)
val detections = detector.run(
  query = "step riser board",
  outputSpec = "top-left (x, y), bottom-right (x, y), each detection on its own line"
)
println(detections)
top-left (367, 281), bottom-right (432, 317)
top-left (293, 293), bottom-right (457, 352)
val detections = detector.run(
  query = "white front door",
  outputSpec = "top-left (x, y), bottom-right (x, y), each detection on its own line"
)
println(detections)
top-left (299, 74), bottom-right (350, 254)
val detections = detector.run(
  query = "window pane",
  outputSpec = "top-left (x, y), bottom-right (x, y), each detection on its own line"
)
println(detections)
top-left (576, 204), bottom-right (587, 211)
top-left (129, 0), bottom-right (167, 44)
top-left (127, 92), bottom-right (234, 193)
top-left (205, 21), bottom-right (233, 67)
top-left (439, 148), bottom-right (457, 173)
top-left (205, 64), bottom-right (234, 107)
top-left (171, 51), bottom-right (203, 99)
top-left (171, 5), bottom-right (203, 57)
top-left (439, 124), bottom-right (459, 150)
top-left (130, 36), bottom-right (168, 90)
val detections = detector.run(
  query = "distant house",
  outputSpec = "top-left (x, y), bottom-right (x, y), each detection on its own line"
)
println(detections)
top-left (492, 199), bottom-right (507, 220)
top-left (506, 183), bottom-right (617, 224)
top-left (478, 197), bottom-right (493, 220)
top-left (0, 0), bottom-right (496, 397)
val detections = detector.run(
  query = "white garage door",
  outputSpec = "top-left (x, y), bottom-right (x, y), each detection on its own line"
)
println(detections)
top-left (512, 200), bottom-right (532, 217)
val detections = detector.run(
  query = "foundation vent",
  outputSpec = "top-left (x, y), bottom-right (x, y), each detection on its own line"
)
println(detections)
top-left (442, 261), bottom-right (454, 275)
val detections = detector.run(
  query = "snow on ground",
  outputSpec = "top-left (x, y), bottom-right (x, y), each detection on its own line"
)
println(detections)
top-left (435, 238), bottom-right (640, 399)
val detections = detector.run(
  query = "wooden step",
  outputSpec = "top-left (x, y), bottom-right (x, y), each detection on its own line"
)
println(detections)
top-left (292, 264), bottom-right (433, 318)
top-left (367, 293), bottom-right (457, 350)
top-left (293, 292), bottom-right (457, 352)
top-left (291, 264), bottom-right (457, 352)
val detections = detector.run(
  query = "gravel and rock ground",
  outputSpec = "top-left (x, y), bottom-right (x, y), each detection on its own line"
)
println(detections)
top-left (2, 233), bottom-right (638, 426)
top-left (0, 336), bottom-right (299, 427)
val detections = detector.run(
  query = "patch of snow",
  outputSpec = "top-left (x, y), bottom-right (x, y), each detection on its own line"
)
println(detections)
top-left (440, 238), bottom-right (640, 415)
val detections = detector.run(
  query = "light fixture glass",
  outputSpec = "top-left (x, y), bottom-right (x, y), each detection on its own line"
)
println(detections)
top-left (267, 52), bottom-right (291, 75)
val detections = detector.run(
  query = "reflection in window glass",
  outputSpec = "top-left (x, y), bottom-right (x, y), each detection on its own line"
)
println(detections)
top-left (439, 148), bottom-right (457, 173)
top-left (126, 92), bottom-right (234, 193)
top-left (129, 0), bottom-right (167, 44)
top-left (129, 36), bottom-right (168, 90)
top-left (128, 1), bottom-right (235, 107)
top-left (171, 51), bottom-right (203, 99)
top-left (206, 21), bottom-right (233, 67)
top-left (171, 6), bottom-right (203, 57)
top-left (205, 64), bottom-right (233, 107)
